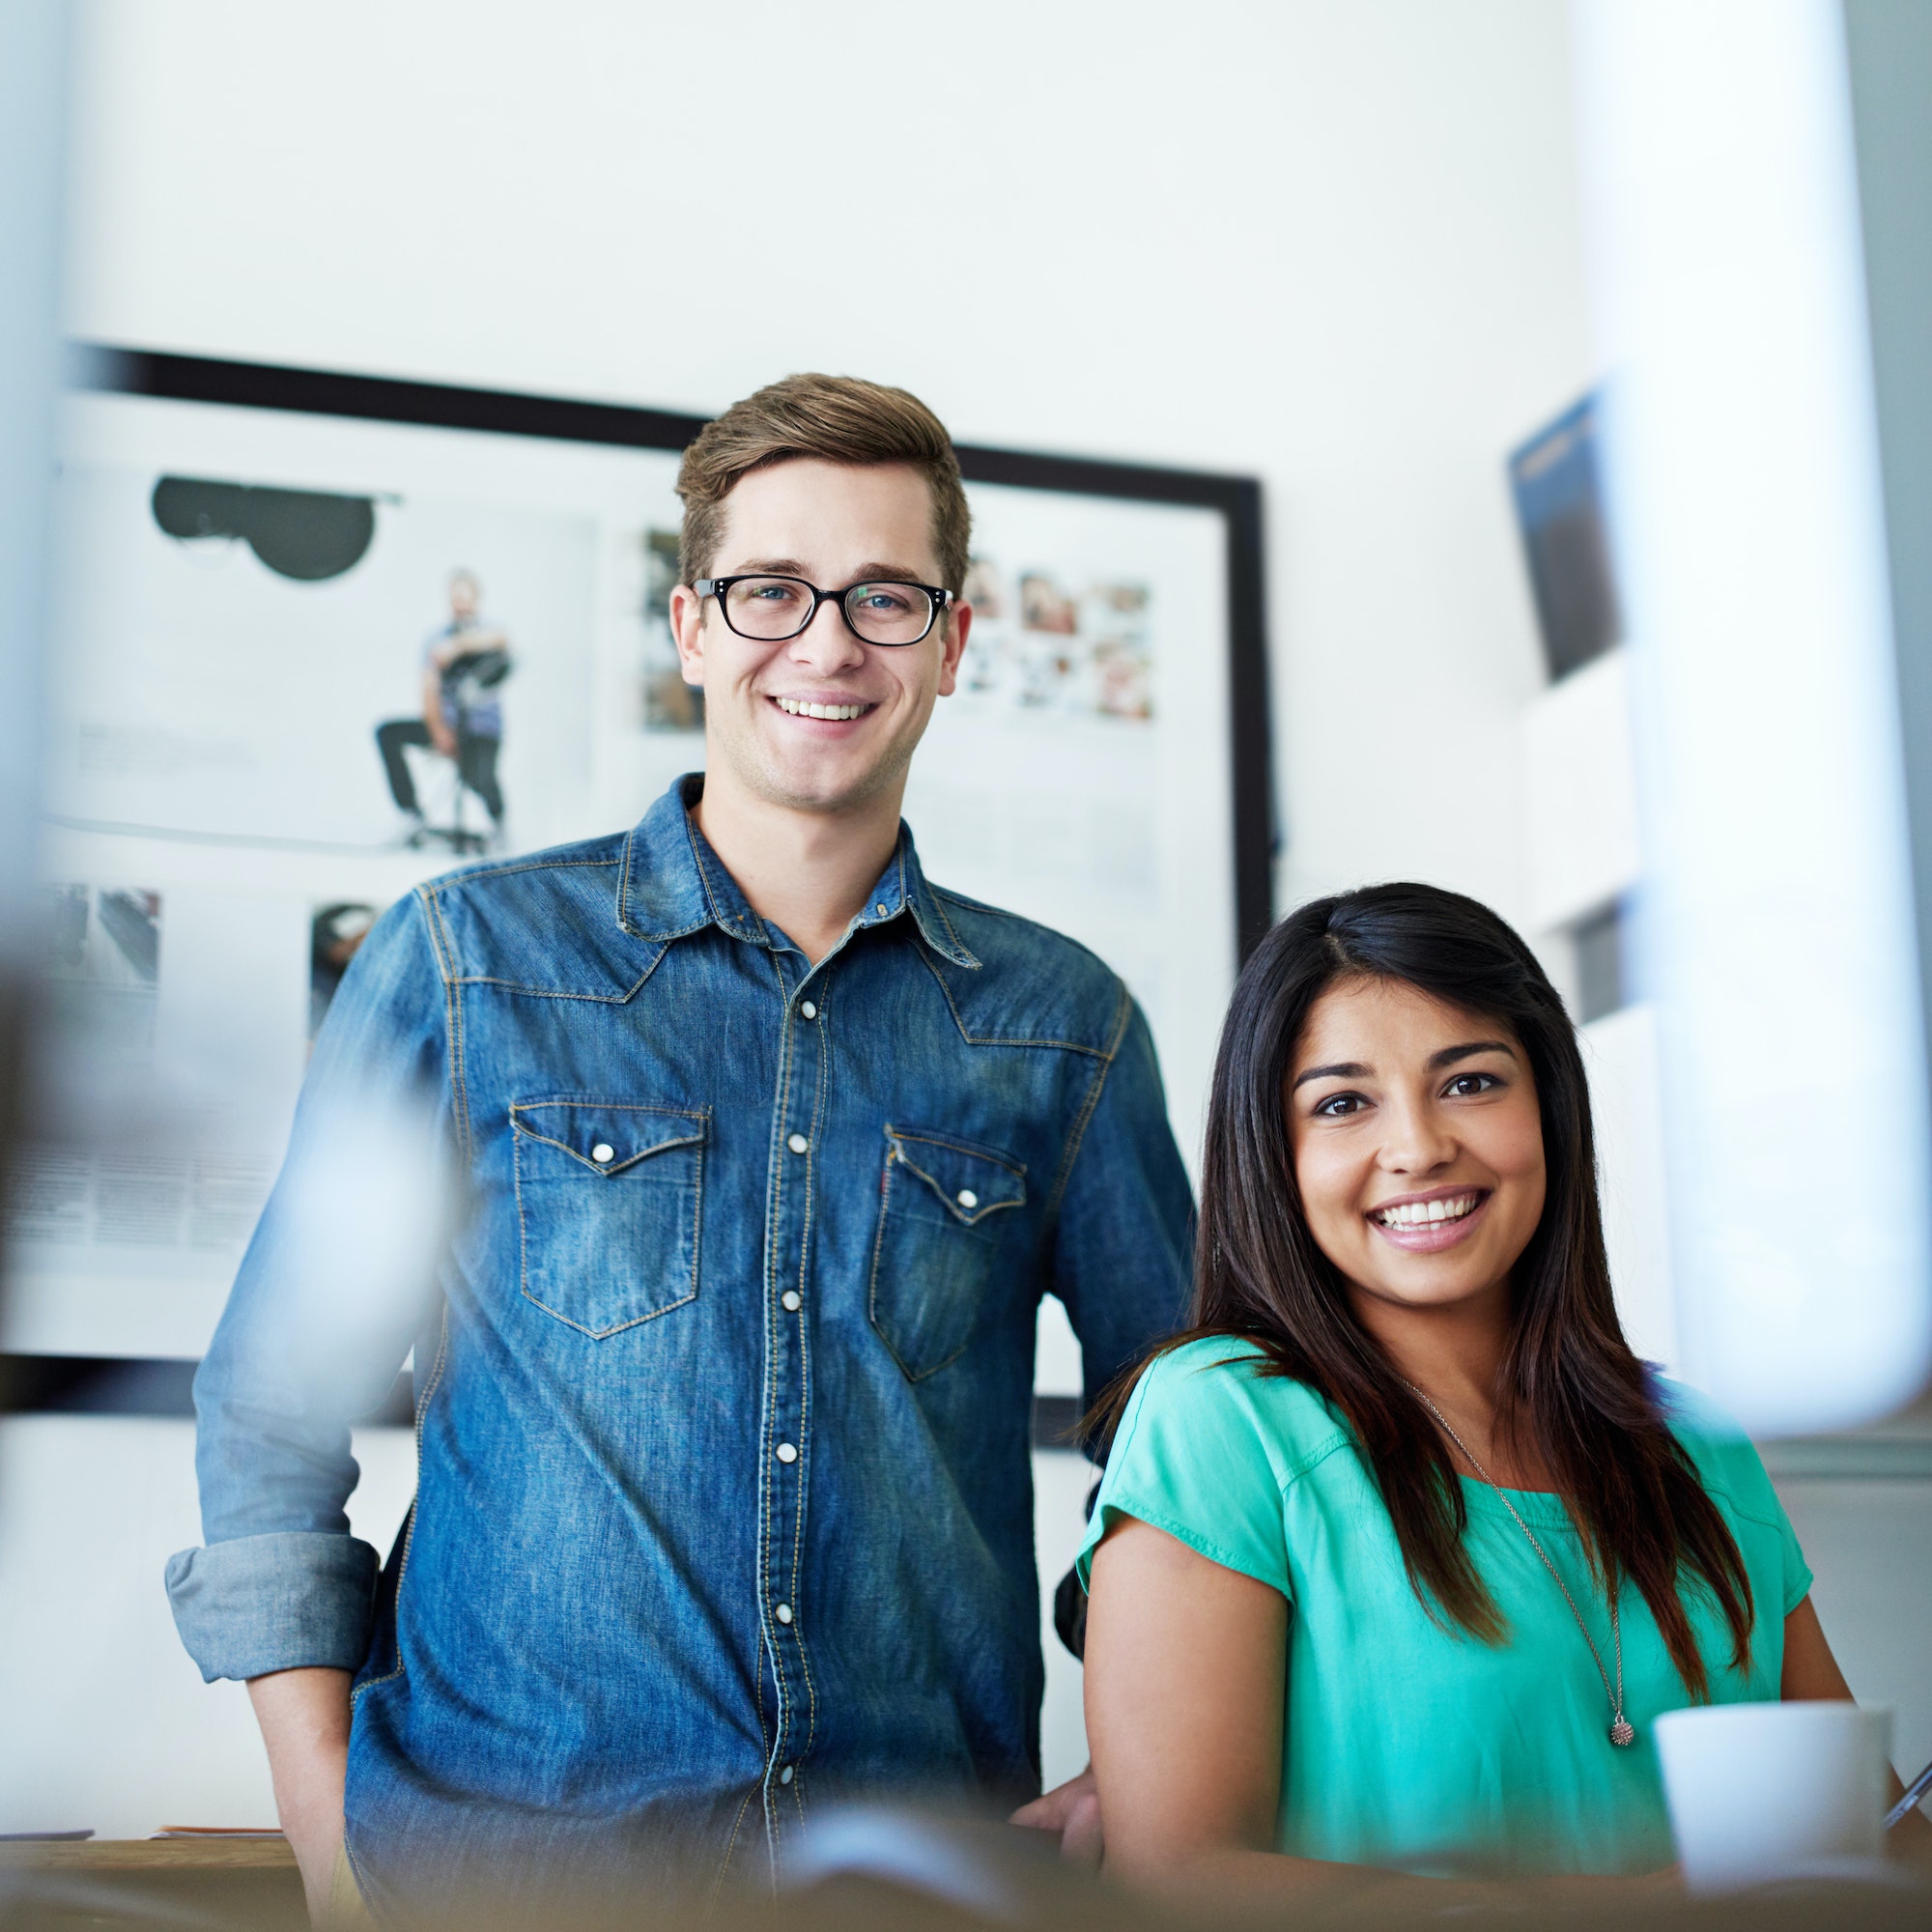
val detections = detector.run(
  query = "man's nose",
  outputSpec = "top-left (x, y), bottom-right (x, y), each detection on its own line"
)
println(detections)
top-left (785, 594), bottom-right (867, 676)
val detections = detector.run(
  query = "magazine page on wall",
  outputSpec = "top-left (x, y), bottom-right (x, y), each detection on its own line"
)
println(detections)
top-left (904, 482), bottom-right (1234, 1181)
top-left (7, 365), bottom-right (1263, 1372)
top-left (9, 388), bottom-right (686, 1357)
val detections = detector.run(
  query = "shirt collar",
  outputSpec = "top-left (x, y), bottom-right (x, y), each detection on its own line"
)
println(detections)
top-left (617, 775), bottom-right (980, 970)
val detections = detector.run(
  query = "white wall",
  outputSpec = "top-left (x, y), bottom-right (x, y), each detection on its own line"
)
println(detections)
top-left (14, 0), bottom-right (1597, 1833)
top-left (65, 0), bottom-right (1592, 931)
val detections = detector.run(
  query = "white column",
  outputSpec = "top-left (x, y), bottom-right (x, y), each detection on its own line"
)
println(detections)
top-left (1572, 0), bottom-right (1932, 1434)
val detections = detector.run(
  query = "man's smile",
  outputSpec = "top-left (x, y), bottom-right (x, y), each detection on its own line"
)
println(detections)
top-left (766, 693), bottom-right (879, 723)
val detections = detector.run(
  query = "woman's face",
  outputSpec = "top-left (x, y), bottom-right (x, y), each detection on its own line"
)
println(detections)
top-left (1286, 976), bottom-right (1547, 1320)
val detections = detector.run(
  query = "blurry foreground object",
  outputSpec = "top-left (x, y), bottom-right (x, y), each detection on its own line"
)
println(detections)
top-left (0, 2), bottom-right (67, 1394)
top-left (1574, 0), bottom-right (1932, 1433)
top-left (3, 1805), bottom-right (1931, 1932)
top-left (1655, 1702), bottom-right (1892, 1892)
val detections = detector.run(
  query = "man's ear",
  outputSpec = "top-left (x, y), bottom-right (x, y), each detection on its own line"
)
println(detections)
top-left (668, 582), bottom-right (708, 688)
top-left (935, 600), bottom-right (973, 698)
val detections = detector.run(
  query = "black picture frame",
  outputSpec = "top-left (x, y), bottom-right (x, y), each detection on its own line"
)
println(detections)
top-left (4, 346), bottom-right (1273, 1435)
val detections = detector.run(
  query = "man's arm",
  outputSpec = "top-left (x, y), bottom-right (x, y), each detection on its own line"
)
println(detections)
top-left (1011, 992), bottom-right (1195, 1852)
top-left (249, 1667), bottom-right (353, 1920)
top-left (165, 895), bottom-right (449, 1892)
top-left (1047, 992), bottom-right (1195, 1437)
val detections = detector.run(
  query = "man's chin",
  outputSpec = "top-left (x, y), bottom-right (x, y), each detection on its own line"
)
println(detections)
top-left (738, 746), bottom-right (908, 817)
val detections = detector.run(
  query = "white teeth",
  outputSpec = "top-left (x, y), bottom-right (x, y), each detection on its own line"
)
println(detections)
top-left (1375, 1194), bottom-right (1478, 1229)
top-left (774, 696), bottom-right (867, 721)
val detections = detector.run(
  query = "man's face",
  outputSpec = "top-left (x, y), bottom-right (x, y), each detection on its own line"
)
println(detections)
top-left (669, 459), bottom-right (970, 815)
top-left (449, 576), bottom-right (479, 620)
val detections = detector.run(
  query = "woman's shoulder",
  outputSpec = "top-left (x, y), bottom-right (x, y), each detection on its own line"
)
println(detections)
top-left (1117, 1335), bottom-right (1354, 1487)
top-left (1651, 1375), bottom-right (1784, 1524)
top-left (1086, 1336), bottom-right (1350, 1595)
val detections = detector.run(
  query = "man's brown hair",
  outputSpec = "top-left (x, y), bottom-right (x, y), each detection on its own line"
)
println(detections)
top-left (676, 373), bottom-right (971, 596)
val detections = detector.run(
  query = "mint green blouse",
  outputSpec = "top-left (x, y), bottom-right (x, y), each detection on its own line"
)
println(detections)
top-left (1077, 1338), bottom-right (1812, 1877)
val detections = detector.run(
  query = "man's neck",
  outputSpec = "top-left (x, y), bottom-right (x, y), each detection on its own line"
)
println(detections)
top-left (693, 767), bottom-right (904, 966)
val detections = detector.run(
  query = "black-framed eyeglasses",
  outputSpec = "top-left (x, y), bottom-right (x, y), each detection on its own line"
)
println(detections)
top-left (695, 574), bottom-right (954, 647)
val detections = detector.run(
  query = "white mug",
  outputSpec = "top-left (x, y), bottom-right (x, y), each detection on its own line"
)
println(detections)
top-left (1654, 1701), bottom-right (1892, 1893)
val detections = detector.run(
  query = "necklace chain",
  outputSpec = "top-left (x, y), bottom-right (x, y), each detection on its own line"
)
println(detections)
top-left (1404, 1382), bottom-right (1635, 1748)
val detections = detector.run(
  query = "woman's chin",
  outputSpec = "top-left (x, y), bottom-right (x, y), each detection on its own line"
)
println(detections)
top-left (1345, 1260), bottom-right (1509, 1318)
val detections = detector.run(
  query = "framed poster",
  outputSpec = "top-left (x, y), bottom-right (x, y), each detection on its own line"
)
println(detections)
top-left (2, 349), bottom-right (1270, 1411)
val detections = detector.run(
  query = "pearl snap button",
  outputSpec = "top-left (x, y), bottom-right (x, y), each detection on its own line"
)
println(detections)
top-left (956, 1188), bottom-right (979, 1209)
top-left (786, 1132), bottom-right (809, 1155)
top-left (775, 1603), bottom-right (793, 1625)
top-left (776, 1441), bottom-right (798, 1463)
top-left (874, 903), bottom-right (889, 917)
top-left (781, 1291), bottom-right (802, 1313)
top-left (590, 1143), bottom-right (614, 1165)
top-left (800, 1000), bottom-right (817, 1020)
top-left (779, 1764), bottom-right (795, 1785)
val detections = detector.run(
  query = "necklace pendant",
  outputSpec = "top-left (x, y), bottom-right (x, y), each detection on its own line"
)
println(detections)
top-left (1609, 1716), bottom-right (1636, 1748)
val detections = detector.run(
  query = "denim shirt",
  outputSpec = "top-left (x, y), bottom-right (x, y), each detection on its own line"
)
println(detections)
top-left (166, 777), bottom-right (1193, 1901)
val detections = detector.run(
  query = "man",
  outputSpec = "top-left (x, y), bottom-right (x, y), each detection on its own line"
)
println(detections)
top-left (167, 376), bottom-right (1191, 1917)
top-left (374, 568), bottom-right (510, 849)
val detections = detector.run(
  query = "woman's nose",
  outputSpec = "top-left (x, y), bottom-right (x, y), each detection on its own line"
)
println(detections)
top-left (1377, 1101), bottom-right (1456, 1173)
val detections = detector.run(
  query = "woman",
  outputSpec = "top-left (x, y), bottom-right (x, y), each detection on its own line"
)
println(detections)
top-left (1080, 883), bottom-right (1912, 1893)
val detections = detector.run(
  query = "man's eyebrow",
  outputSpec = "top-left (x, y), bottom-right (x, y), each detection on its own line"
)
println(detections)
top-left (724, 559), bottom-right (934, 583)
top-left (1291, 1061), bottom-right (1371, 1091)
top-left (1429, 1040), bottom-right (1517, 1069)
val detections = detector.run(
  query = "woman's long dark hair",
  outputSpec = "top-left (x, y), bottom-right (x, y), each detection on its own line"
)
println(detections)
top-left (1102, 883), bottom-right (1752, 1700)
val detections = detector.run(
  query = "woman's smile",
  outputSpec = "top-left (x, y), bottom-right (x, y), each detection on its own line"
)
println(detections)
top-left (1366, 1185), bottom-right (1494, 1253)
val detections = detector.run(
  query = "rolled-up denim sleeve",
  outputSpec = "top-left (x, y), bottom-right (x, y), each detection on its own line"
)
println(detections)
top-left (1049, 993), bottom-right (1196, 1431)
top-left (166, 893), bottom-right (449, 1683)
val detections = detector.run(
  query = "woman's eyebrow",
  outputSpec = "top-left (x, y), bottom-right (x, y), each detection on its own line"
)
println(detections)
top-left (1429, 1039), bottom-right (1516, 1068)
top-left (1291, 1061), bottom-right (1371, 1091)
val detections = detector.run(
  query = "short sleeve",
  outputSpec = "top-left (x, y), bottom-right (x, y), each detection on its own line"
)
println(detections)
top-left (1658, 1378), bottom-right (1815, 1616)
top-left (1077, 1340), bottom-right (1294, 1599)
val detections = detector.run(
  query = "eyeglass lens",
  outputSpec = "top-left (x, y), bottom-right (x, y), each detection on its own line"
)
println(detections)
top-left (723, 577), bottom-right (934, 645)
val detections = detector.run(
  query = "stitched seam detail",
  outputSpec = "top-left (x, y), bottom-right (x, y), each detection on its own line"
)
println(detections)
top-left (1043, 979), bottom-right (1134, 1221)
top-left (709, 1783), bottom-right (763, 1909)
top-left (884, 1126), bottom-right (1028, 1227)
top-left (687, 813), bottom-right (756, 938)
top-left (443, 960), bottom-right (670, 1000)
top-left (425, 855), bottom-right (619, 889)
top-left (913, 948), bottom-right (1110, 1056)
top-left (352, 1303), bottom-right (450, 1701)
top-left (617, 826), bottom-right (639, 930)
top-left (758, 946), bottom-right (796, 1823)
top-left (417, 889), bottom-right (474, 1169)
top-left (509, 1100), bottom-right (707, 1175)
top-left (923, 884), bottom-right (980, 965)
top-left (513, 1108), bottom-right (706, 1338)
top-left (512, 1128), bottom-right (704, 1172)
top-left (887, 1128), bottom-right (1028, 1179)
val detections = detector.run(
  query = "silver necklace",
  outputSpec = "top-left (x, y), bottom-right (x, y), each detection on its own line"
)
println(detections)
top-left (1405, 1382), bottom-right (1635, 1748)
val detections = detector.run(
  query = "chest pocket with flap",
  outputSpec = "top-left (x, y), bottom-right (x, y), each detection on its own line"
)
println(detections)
top-left (511, 1098), bottom-right (707, 1338)
top-left (868, 1124), bottom-right (1027, 1381)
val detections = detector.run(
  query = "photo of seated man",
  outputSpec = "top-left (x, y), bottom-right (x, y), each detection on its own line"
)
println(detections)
top-left (374, 567), bottom-right (511, 850)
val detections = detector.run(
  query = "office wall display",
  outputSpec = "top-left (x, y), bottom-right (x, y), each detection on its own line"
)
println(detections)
top-left (3, 350), bottom-right (1269, 1398)
top-left (1509, 391), bottom-right (1624, 683)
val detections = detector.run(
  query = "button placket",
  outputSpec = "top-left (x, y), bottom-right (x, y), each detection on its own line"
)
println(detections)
top-left (762, 955), bottom-right (826, 1833)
